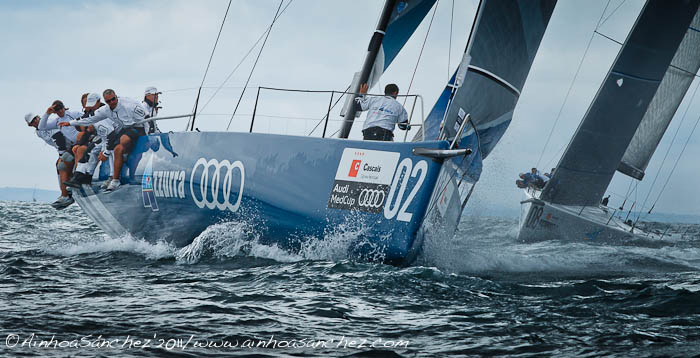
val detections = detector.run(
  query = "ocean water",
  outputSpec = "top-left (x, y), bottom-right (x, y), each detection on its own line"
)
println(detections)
top-left (2, 201), bottom-right (700, 357)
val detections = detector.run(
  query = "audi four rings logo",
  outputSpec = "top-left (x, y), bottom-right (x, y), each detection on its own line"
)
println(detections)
top-left (357, 188), bottom-right (386, 208)
top-left (190, 158), bottom-right (245, 212)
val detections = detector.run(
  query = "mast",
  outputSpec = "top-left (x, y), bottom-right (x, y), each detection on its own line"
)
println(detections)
top-left (338, 0), bottom-right (398, 139)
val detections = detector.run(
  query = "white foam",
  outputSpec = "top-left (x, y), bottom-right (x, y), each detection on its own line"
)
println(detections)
top-left (297, 221), bottom-right (370, 261)
top-left (421, 216), bottom-right (700, 274)
top-left (175, 221), bottom-right (303, 264)
top-left (176, 216), bottom-right (378, 264)
top-left (46, 235), bottom-right (175, 260)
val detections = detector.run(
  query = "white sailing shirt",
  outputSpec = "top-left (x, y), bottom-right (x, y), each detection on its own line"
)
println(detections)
top-left (68, 97), bottom-right (146, 130)
top-left (142, 100), bottom-right (160, 134)
top-left (35, 129), bottom-right (59, 150)
top-left (356, 95), bottom-right (409, 132)
top-left (38, 110), bottom-right (80, 143)
top-left (93, 119), bottom-right (116, 154)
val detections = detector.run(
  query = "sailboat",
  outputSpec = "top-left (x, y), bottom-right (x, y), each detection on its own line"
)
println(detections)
top-left (518, 0), bottom-right (700, 243)
top-left (70, 0), bottom-right (556, 264)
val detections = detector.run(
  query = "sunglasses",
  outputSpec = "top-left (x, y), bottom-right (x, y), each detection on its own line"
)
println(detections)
top-left (105, 97), bottom-right (117, 103)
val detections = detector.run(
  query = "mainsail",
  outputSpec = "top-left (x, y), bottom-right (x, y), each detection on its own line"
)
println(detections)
top-left (420, 0), bottom-right (557, 161)
top-left (617, 10), bottom-right (700, 180)
top-left (368, 0), bottom-right (438, 88)
top-left (541, 0), bottom-right (700, 206)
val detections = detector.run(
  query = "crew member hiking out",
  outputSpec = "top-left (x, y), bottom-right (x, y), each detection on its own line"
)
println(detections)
top-left (356, 83), bottom-right (409, 141)
top-left (59, 89), bottom-right (147, 192)
top-left (38, 100), bottom-right (81, 208)
top-left (25, 112), bottom-right (74, 209)
top-left (64, 93), bottom-right (118, 188)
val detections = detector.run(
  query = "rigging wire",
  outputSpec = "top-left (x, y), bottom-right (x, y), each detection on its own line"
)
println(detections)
top-left (307, 85), bottom-right (351, 136)
top-left (163, 85), bottom-right (265, 93)
top-left (598, 0), bottom-right (628, 28)
top-left (623, 180), bottom-right (638, 222)
top-left (188, 0), bottom-right (233, 131)
top-left (618, 177), bottom-right (634, 210)
top-left (226, 0), bottom-right (285, 131)
top-left (641, 82), bottom-right (700, 219)
top-left (402, 0), bottom-right (440, 106)
top-left (633, 80), bottom-right (700, 222)
top-left (196, 0), bottom-right (294, 121)
top-left (447, 0), bottom-right (454, 81)
top-left (535, 0), bottom-right (612, 168)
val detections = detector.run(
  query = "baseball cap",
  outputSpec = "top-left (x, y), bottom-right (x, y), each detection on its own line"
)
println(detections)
top-left (24, 112), bottom-right (37, 124)
top-left (85, 93), bottom-right (100, 107)
top-left (144, 86), bottom-right (160, 95)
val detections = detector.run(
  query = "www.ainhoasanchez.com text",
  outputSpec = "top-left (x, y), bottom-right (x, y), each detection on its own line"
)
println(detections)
top-left (5, 333), bottom-right (410, 351)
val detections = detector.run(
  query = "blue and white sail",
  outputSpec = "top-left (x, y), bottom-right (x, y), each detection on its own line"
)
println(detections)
top-left (366, 0), bottom-right (438, 88)
top-left (617, 9), bottom-right (700, 180)
top-left (419, 0), bottom-right (557, 181)
top-left (541, 0), bottom-right (700, 206)
top-left (340, 0), bottom-right (438, 135)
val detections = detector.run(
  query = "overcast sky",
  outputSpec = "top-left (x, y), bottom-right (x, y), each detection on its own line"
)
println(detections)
top-left (2, 0), bottom-right (699, 216)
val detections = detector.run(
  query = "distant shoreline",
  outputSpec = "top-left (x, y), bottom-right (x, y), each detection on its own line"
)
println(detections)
top-left (0, 187), bottom-right (60, 204)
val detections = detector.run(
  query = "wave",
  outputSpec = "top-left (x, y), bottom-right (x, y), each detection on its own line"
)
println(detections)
top-left (44, 234), bottom-right (175, 261)
top-left (420, 217), bottom-right (700, 275)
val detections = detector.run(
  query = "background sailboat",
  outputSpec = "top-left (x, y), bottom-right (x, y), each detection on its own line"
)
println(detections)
top-left (518, 0), bottom-right (700, 243)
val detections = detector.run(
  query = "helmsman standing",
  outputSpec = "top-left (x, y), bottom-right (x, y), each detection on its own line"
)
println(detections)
top-left (356, 83), bottom-right (410, 141)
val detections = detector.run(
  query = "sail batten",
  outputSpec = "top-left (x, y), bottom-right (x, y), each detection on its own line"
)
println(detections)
top-left (541, 0), bottom-right (700, 206)
top-left (618, 10), bottom-right (700, 180)
top-left (468, 66), bottom-right (522, 96)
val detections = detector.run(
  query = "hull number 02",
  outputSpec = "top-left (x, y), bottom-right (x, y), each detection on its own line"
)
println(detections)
top-left (384, 158), bottom-right (428, 222)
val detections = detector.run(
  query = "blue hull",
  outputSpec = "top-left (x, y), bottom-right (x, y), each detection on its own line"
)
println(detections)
top-left (73, 131), bottom-right (464, 265)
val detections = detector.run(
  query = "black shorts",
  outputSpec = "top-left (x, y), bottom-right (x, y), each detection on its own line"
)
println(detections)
top-left (362, 126), bottom-right (394, 141)
top-left (118, 126), bottom-right (146, 143)
top-left (105, 131), bottom-right (120, 150)
top-left (76, 132), bottom-right (96, 146)
top-left (51, 132), bottom-right (68, 152)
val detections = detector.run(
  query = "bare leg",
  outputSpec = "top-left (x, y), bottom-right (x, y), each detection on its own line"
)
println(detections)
top-left (58, 160), bottom-right (71, 197)
top-left (55, 159), bottom-right (67, 197)
top-left (113, 145), bottom-right (123, 180)
top-left (113, 135), bottom-right (132, 180)
top-left (74, 145), bottom-right (88, 163)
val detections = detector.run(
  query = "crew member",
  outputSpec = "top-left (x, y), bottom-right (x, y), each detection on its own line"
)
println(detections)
top-left (60, 89), bottom-right (147, 192)
top-left (544, 168), bottom-right (555, 179)
top-left (73, 93), bottom-right (101, 163)
top-left (64, 94), bottom-right (118, 188)
top-left (531, 168), bottom-right (548, 189)
top-left (25, 112), bottom-right (74, 209)
top-left (142, 86), bottom-right (161, 134)
top-left (356, 83), bottom-right (409, 141)
top-left (38, 100), bottom-right (81, 207)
